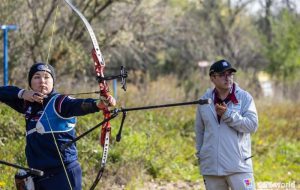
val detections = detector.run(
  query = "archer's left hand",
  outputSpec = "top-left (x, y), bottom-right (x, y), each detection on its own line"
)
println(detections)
top-left (97, 95), bottom-right (116, 110)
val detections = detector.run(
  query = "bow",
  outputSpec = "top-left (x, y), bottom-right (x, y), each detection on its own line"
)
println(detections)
top-left (63, 0), bottom-right (127, 189)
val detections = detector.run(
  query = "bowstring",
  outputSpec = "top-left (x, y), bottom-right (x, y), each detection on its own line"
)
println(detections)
top-left (44, 2), bottom-right (73, 189)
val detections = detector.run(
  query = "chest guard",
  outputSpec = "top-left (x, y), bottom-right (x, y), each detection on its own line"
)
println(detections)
top-left (26, 94), bottom-right (76, 135)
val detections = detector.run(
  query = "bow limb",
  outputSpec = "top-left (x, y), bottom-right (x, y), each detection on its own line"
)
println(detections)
top-left (63, 0), bottom-right (112, 189)
top-left (64, 0), bottom-right (105, 68)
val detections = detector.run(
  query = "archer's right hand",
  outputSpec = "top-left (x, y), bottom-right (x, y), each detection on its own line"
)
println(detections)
top-left (21, 90), bottom-right (47, 104)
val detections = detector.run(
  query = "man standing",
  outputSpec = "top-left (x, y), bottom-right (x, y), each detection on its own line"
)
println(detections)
top-left (195, 59), bottom-right (258, 190)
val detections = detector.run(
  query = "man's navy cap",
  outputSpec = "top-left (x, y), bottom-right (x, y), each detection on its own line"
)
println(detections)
top-left (209, 59), bottom-right (237, 76)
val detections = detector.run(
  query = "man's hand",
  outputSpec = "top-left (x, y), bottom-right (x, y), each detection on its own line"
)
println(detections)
top-left (215, 102), bottom-right (227, 116)
top-left (96, 95), bottom-right (116, 110)
top-left (22, 90), bottom-right (47, 103)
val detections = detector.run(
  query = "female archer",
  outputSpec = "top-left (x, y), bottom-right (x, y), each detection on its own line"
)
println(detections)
top-left (0, 62), bottom-right (116, 190)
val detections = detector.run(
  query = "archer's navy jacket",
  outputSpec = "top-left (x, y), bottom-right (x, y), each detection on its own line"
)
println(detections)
top-left (0, 86), bottom-right (99, 170)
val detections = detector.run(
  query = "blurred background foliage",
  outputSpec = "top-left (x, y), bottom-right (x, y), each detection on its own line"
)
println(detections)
top-left (0, 0), bottom-right (299, 99)
top-left (0, 0), bottom-right (300, 189)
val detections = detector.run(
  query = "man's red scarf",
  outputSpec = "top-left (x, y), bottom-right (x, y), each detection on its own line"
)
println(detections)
top-left (213, 83), bottom-right (238, 122)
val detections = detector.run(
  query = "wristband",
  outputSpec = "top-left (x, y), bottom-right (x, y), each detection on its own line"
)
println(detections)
top-left (18, 89), bottom-right (25, 99)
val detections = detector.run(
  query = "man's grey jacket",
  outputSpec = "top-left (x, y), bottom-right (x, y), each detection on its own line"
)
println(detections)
top-left (195, 83), bottom-right (258, 176)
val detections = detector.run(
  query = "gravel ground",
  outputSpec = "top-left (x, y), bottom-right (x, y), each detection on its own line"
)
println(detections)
top-left (106, 180), bottom-right (300, 190)
top-left (106, 180), bottom-right (204, 190)
top-left (140, 181), bottom-right (203, 190)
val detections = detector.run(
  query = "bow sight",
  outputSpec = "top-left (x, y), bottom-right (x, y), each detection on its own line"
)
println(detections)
top-left (97, 66), bottom-right (128, 91)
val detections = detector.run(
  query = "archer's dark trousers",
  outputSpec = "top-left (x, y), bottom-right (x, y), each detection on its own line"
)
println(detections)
top-left (34, 161), bottom-right (82, 190)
